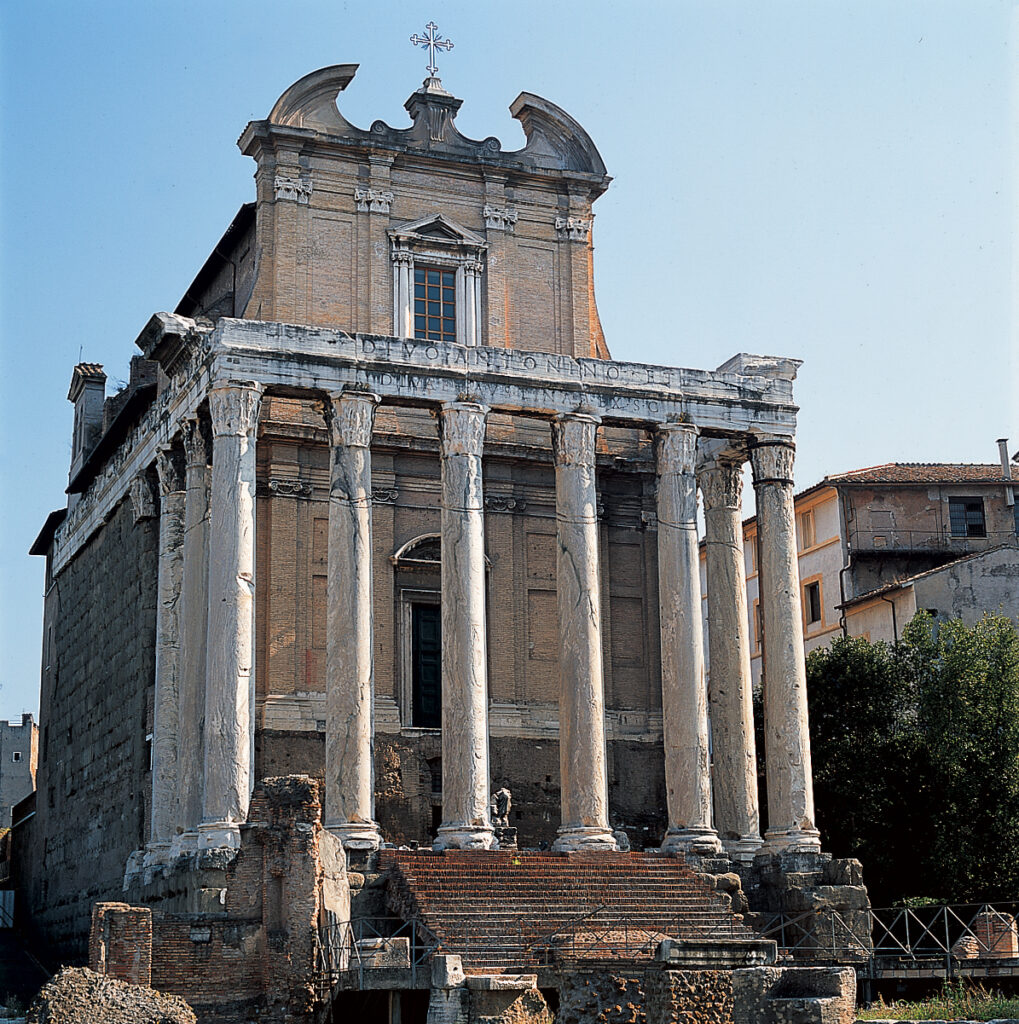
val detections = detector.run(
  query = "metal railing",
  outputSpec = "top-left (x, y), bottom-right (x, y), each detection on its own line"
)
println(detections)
top-left (754, 901), bottom-right (1019, 979)
top-left (849, 527), bottom-right (1018, 553)
top-left (316, 913), bottom-right (441, 995)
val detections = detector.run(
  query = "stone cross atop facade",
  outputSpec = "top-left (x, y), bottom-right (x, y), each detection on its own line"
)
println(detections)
top-left (410, 21), bottom-right (454, 77)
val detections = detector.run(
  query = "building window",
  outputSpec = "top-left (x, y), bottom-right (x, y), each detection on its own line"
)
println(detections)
top-left (948, 497), bottom-right (986, 538)
top-left (746, 532), bottom-right (758, 576)
top-left (414, 266), bottom-right (456, 343)
top-left (390, 215), bottom-right (486, 346)
top-left (804, 580), bottom-right (822, 626)
top-left (411, 603), bottom-right (442, 729)
top-left (797, 508), bottom-right (816, 550)
top-left (12, 751), bottom-right (22, 763)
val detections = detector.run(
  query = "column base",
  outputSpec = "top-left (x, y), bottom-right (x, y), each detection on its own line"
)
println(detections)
top-left (170, 830), bottom-right (199, 859)
top-left (759, 826), bottom-right (822, 857)
top-left (197, 820), bottom-right (242, 852)
top-left (433, 824), bottom-right (497, 851)
top-left (660, 826), bottom-right (723, 857)
top-left (326, 821), bottom-right (382, 851)
top-left (722, 835), bottom-right (764, 863)
top-left (553, 825), bottom-right (618, 852)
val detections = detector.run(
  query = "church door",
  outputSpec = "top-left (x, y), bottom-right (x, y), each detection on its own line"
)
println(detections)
top-left (411, 603), bottom-right (442, 728)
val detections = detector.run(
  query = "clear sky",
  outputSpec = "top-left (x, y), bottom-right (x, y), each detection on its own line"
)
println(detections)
top-left (1, 1), bottom-right (1015, 720)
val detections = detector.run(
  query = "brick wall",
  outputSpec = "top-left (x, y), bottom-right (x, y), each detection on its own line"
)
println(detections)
top-left (88, 902), bottom-right (152, 987)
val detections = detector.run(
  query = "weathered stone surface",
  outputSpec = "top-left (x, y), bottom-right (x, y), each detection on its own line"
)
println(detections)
top-left (732, 967), bottom-right (855, 1024)
top-left (552, 413), bottom-right (615, 851)
top-left (656, 423), bottom-right (720, 856)
top-left (643, 967), bottom-right (735, 1024)
top-left (27, 966), bottom-right (196, 1024)
top-left (471, 985), bottom-right (553, 1024)
top-left (557, 971), bottom-right (645, 1024)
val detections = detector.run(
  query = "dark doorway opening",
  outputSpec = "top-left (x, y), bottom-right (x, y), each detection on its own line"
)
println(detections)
top-left (412, 603), bottom-right (441, 728)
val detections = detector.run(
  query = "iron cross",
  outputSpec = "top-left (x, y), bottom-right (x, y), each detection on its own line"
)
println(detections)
top-left (410, 21), bottom-right (454, 77)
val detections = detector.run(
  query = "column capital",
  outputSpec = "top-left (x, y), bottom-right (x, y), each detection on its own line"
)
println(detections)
top-left (156, 446), bottom-right (186, 496)
top-left (181, 416), bottom-right (210, 469)
top-left (208, 382), bottom-right (264, 438)
top-left (551, 411), bottom-right (601, 468)
top-left (438, 402), bottom-right (489, 457)
top-left (749, 438), bottom-right (796, 486)
top-left (328, 390), bottom-right (381, 449)
top-left (697, 458), bottom-right (744, 511)
top-left (655, 422), bottom-right (699, 475)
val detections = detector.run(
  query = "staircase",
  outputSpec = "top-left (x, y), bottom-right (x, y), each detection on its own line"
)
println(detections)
top-left (380, 850), bottom-right (757, 972)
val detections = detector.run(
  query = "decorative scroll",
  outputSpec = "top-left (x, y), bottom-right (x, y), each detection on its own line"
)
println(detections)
top-left (266, 479), bottom-right (314, 498)
top-left (372, 487), bottom-right (400, 504)
top-left (484, 495), bottom-right (527, 513)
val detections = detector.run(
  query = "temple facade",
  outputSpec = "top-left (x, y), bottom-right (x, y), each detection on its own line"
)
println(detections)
top-left (25, 63), bottom-right (823, 957)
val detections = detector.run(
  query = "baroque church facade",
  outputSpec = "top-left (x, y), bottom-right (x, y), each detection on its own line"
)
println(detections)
top-left (24, 62), bottom-right (823, 958)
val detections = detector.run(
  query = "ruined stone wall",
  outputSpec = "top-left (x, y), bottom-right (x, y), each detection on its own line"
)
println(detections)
top-left (24, 498), bottom-right (158, 960)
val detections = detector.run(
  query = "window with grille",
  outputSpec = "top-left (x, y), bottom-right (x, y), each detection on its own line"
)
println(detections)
top-left (948, 497), bottom-right (986, 538)
top-left (414, 266), bottom-right (456, 343)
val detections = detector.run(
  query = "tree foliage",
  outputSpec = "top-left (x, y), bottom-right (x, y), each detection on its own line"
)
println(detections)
top-left (806, 612), bottom-right (1019, 906)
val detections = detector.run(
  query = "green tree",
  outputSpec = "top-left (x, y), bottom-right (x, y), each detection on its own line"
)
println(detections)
top-left (805, 613), bottom-right (1019, 905)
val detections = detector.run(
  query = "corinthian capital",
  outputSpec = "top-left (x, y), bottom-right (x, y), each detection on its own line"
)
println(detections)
top-left (329, 390), bottom-right (381, 449)
top-left (438, 402), bottom-right (489, 457)
top-left (698, 459), bottom-right (743, 511)
top-left (551, 412), bottom-right (601, 468)
top-left (749, 438), bottom-right (796, 487)
top-left (655, 422), bottom-right (699, 477)
top-left (208, 383), bottom-right (264, 438)
top-left (181, 416), bottom-right (210, 469)
top-left (156, 445), bottom-right (186, 496)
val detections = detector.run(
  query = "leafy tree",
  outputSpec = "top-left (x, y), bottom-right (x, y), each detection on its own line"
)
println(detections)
top-left (805, 613), bottom-right (1019, 905)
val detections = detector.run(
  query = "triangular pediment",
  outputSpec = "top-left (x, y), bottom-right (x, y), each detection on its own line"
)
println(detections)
top-left (390, 214), bottom-right (486, 248)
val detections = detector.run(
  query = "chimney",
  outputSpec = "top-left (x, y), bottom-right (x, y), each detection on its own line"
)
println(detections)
top-left (998, 438), bottom-right (1014, 509)
top-left (68, 363), bottom-right (107, 484)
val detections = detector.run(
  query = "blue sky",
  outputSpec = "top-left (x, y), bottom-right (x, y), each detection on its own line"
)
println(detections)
top-left (1, 1), bottom-right (1015, 719)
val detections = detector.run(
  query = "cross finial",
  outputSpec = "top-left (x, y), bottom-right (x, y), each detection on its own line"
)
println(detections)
top-left (410, 21), bottom-right (454, 78)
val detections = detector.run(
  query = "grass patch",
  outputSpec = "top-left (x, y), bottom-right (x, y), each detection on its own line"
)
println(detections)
top-left (858, 980), bottom-right (1019, 1020)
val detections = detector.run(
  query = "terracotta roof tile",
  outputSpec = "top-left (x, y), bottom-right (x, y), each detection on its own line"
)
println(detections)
top-left (825, 463), bottom-right (1012, 486)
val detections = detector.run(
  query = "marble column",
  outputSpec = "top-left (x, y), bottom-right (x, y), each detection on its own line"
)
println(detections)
top-left (698, 457), bottom-right (762, 861)
top-left (173, 416), bottom-right (211, 855)
top-left (551, 413), bottom-right (616, 851)
top-left (198, 382), bottom-right (263, 851)
top-left (146, 444), bottom-right (186, 865)
top-left (656, 424), bottom-right (721, 856)
top-left (434, 402), bottom-right (496, 850)
top-left (325, 389), bottom-right (383, 851)
top-left (432, 399), bottom-right (495, 847)
top-left (749, 438), bottom-right (822, 855)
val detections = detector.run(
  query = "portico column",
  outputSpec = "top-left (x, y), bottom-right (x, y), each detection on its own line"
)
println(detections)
top-left (325, 389), bottom-right (382, 851)
top-left (146, 445), bottom-right (186, 864)
top-left (173, 416), bottom-right (211, 854)
top-left (749, 438), bottom-right (822, 855)
top-left (551, 412), bottom-right (616, 852)
top-left (198, 382), bottom-right (263, 851)
top-left (656, 423), bottom-right (721, 856)
top-left (434, 402), bottom-right (496, 850)
top-left (698, 457), bottom-right (762, 861)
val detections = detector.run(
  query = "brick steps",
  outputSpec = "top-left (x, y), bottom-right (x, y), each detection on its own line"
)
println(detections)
top-left (380, 850), bottom-right (755, 970)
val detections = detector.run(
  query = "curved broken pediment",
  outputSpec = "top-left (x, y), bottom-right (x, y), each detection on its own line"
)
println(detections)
top-left (267, 64), bottom-right (360, 133)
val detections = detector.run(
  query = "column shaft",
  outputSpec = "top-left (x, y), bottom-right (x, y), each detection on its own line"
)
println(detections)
top-left (750, 439), bottom-right (821, 855)
top-left (173, 417), bottom-right (210, 853)
top-left (325, 390), bottom-right (382, 850)
top-left (656, 424), bottom-right (721, 856)
top-left (699, 459), bottom-right (762, 861)
top-left (147, 447), bottom-right (186, 862)
top-left (199, 383), bottom-right (263, 850)
top-left (435, 402), bottom-right (495, 850)
top-left (551, 413), bottom-right (616, 851)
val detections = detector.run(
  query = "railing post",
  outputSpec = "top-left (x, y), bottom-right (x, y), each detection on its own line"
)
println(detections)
top-left (944, 907), bottom-right (952, 980)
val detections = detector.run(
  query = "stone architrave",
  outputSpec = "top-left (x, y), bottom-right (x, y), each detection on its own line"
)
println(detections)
top-left (145, 446), bottom-right (186, 866)
top-left (198, 382), bottom-right (263, 851)
top-left (172, 417), bottom-right (210, 855)
top-left (699, 458), bottom-right (763, 861)
top-left (434, 402), bottom-right (496, 850)
top-left (656, 424), bottom-right (721, 856)
top-left (749, 439), bottom-right (822, 855)
top-left (325, 389), bottom-right (383, 850)
top-left (551, 412), bottom-right (616, 851)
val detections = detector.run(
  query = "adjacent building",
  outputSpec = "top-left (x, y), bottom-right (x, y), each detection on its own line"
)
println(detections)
top-left (0, 714), bottom-right (38, 828)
